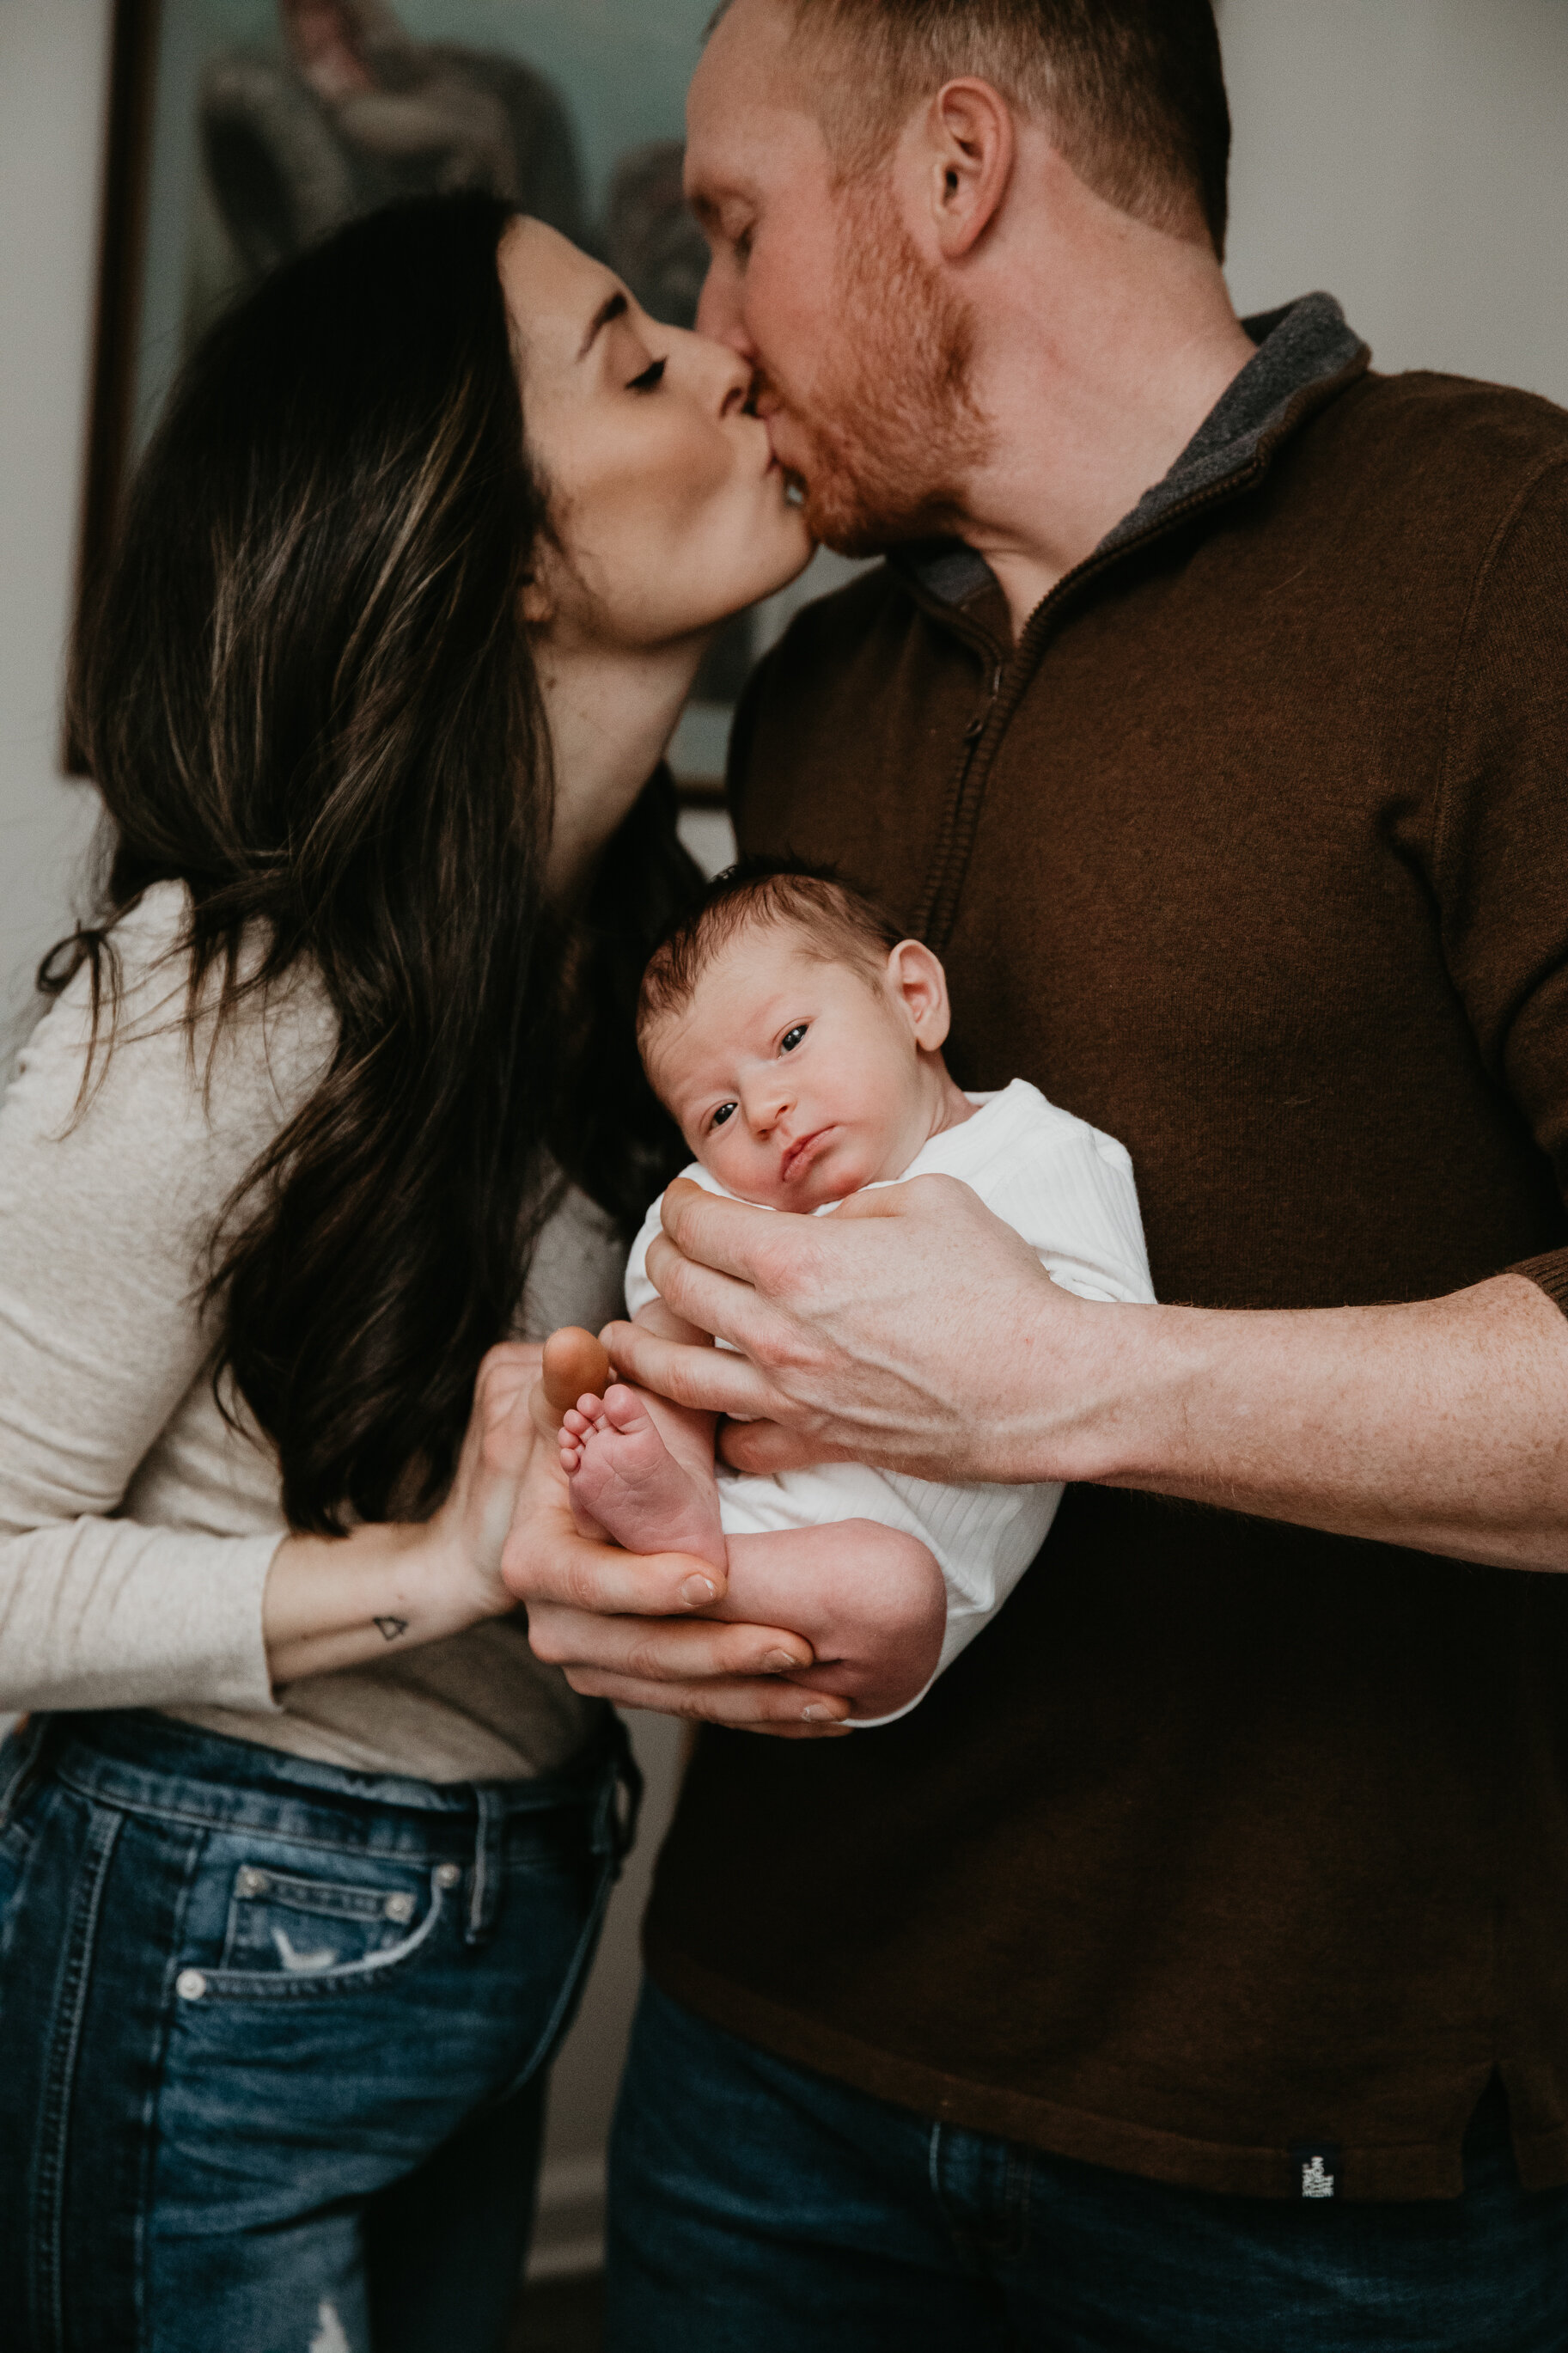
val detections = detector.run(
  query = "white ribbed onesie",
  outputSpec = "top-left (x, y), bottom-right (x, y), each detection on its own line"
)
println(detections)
top-left (625, 1079), bottom-right (1156, 1721)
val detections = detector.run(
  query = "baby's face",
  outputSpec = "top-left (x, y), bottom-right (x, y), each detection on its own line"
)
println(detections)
top-left (645, 925), bottom-right (938, 1212)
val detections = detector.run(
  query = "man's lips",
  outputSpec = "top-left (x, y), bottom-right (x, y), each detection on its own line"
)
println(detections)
top-left (780, 1128), bottom-right (834, 1184)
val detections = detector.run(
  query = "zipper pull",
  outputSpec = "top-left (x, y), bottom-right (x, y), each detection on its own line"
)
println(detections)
top-left (964, 666), bottom-right (1004, 743)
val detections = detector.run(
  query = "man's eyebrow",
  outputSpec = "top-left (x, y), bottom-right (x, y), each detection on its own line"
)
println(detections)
top-left (578, 290), bottom-right (628, 360)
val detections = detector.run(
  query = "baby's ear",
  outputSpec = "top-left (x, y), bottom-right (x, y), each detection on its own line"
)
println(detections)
top-left (888, 939), bottom-right (952, 1049)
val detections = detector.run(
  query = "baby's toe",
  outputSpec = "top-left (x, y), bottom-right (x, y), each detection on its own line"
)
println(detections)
top-left (602, 1384), bottom-right (647, 1433)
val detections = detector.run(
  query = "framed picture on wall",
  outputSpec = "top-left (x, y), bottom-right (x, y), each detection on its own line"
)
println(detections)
top-left (77, 0), bottom-right (855, 798)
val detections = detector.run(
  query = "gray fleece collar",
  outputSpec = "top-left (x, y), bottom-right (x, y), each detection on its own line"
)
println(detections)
top-left (904, 290), bottom-right (1369, 606)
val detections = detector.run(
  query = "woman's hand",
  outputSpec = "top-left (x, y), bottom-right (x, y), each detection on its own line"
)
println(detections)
top-left (264, 1332), bottom-right (849, 1730)
top-left (512, 1342), bottom-right (851, 1737)
top-left (264, 1342), bottom-right (553, 1686)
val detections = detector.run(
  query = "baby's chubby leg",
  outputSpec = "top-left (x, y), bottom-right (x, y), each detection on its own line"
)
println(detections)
top-left (711, 1524), bottom-right (948, 1720)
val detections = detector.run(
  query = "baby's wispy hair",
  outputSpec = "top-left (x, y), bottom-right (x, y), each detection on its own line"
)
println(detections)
top-left (638, 859), bottom-right (909, 1046)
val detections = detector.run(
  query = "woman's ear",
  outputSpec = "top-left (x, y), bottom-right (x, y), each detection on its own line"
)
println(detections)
top-left (521, 571), bottom-right (555, 629)
top-left (887, 940), bottom-right (952, 1051)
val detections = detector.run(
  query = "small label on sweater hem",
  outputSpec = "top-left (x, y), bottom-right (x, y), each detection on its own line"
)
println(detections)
top-left (1290, 2142), bottom-right (1341, 2198)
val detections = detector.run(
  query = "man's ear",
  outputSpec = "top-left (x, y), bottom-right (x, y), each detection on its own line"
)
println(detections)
top-left (923, 78), bottom-right (1016, 261)
top-left (887, 940), bottom-right (952, 1051)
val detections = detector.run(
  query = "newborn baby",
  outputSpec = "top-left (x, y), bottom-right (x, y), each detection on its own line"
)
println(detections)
top-left (557, 865), bottom-right (1155, 1722)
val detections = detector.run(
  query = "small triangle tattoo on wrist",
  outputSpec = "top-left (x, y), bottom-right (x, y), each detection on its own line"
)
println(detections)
top-left (374, 1617), bottom-right (410, 1641)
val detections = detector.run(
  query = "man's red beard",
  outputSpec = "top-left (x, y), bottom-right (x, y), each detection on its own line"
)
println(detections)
top-left (770, 180), bottom-right (991, 556)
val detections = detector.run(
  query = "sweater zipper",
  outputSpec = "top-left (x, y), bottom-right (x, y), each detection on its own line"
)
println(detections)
top-left (912, 662), bottom-right (1002, 942)
top-left (965, 671), bottom-right (1004, 745)
top-left (914, 437), bottom-right (1309, 954)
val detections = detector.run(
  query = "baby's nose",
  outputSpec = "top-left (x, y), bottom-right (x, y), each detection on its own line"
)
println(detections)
top-left (746, 1079), bottom-right (794, 1133)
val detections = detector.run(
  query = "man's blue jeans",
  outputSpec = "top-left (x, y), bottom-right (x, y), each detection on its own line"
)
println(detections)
top-left (0, 1708), bottom-right (637, 2353)
top-left (607, 1981), bottom-right (1568, 2352)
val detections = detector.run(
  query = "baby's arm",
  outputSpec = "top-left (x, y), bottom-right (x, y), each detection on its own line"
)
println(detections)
top-left (558, 1309), bottom-right (946, 1717)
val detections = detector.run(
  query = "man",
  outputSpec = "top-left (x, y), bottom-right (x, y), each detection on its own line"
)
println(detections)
top-left (512, 2), bottom-right (1568, 2342)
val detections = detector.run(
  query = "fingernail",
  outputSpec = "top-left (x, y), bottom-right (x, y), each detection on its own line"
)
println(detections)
top-left (679, 1575), bottom-right (717, 1607)
top-left (761, 1649), bottom-right (798, 1674)
top-left (801, 1702), bottom-right (847, 1722)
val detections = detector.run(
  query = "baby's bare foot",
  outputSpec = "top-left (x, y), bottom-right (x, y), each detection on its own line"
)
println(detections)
top-left (561, 1384), bottom-right (727, 1573)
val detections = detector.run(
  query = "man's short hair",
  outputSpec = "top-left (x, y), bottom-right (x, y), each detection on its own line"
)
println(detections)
top-left (638, 859), bottom-right (907, 1046)
top-left (714, 0), bottom-right (1230, 257)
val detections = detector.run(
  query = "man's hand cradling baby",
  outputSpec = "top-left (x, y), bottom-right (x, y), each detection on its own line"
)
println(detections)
top-left (602, 1172), bottom-right (1094, 1489)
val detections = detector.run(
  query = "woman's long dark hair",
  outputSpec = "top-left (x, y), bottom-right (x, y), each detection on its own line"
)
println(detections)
top-left (54, 193), bottom-right (701, 1534)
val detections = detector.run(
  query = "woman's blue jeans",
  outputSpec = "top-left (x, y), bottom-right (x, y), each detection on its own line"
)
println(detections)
top-left (0, 1705), bottom-right (638, 2353)
top-left (607, 1981), bottom-right (1568, 2353)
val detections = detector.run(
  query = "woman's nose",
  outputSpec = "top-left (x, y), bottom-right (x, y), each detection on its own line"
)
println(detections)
top-left (674, 320), bottom-right (755, 420)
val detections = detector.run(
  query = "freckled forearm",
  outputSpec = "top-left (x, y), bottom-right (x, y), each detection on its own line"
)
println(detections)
top-left (1047, 1273), bottom-right (1568, 1568)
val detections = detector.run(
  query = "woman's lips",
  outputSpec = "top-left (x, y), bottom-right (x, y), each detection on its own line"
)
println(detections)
top-left (780, 1128), bottom-right (834, 1184)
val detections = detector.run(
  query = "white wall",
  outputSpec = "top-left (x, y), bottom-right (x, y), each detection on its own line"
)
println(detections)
top-left (1222, 0), bottom-right (1568, 403)
top-left (3, 0), bottom-right (1568, 2284)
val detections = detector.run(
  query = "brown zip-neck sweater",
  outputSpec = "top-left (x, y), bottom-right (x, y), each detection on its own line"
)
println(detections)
top-left (642, 296), bottom-right (1568, 2202)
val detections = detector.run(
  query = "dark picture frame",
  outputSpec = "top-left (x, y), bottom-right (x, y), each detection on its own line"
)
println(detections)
top-left (71, 0), bottom-right (162, 773)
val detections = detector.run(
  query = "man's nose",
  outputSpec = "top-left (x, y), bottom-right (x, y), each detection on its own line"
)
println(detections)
top-left (696, 254), bottom-right (753, 358)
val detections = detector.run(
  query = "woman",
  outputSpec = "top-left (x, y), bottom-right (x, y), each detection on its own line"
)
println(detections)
top-left (0, 193), bottom-right (813, 2350)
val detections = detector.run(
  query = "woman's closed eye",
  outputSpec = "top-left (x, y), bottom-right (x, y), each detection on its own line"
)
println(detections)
top-left (627, 357), bottom-right (667, 394)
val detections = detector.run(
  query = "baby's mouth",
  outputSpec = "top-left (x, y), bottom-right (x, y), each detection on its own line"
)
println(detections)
top-left (780, 1128), bottom-right (833, 1184)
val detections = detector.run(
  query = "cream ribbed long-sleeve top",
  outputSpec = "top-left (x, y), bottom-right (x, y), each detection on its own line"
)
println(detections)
top-left (0, 883), bottom-right (616, 1782)
top-left (625, 1079), bottom-right (1156, 1722)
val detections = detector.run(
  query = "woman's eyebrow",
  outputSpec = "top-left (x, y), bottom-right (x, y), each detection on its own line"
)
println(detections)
top-left (578, 290), bottom-right (628, 360)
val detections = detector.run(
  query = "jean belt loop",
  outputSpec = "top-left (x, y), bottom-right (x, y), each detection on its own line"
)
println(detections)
top-left (0, 1713), bottom-right (52, 1834)
top-left (464, 1787), bottom-right (505, 1947)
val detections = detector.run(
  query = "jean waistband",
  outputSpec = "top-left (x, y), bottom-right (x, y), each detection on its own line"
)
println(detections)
top-left (13, 1708), bottom-right (637, 1874)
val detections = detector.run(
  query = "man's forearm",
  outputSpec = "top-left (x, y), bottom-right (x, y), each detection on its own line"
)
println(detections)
top-left (614, 1182), bottom-right (1568, 1574)
top-left (1065, 1271), bottom-right (1568, 1571)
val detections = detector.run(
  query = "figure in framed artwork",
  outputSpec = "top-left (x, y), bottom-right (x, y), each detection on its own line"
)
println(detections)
top-left (201, 0), bottom-right (588, 289)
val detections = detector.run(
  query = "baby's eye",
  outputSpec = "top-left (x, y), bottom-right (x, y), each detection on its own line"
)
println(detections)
top-left (710, 1102), bottom-right (737, 1131)
top-left (627, 357), bottom-right (667, 394)
top-left (780, 1024), bottom-right (808, 1054)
